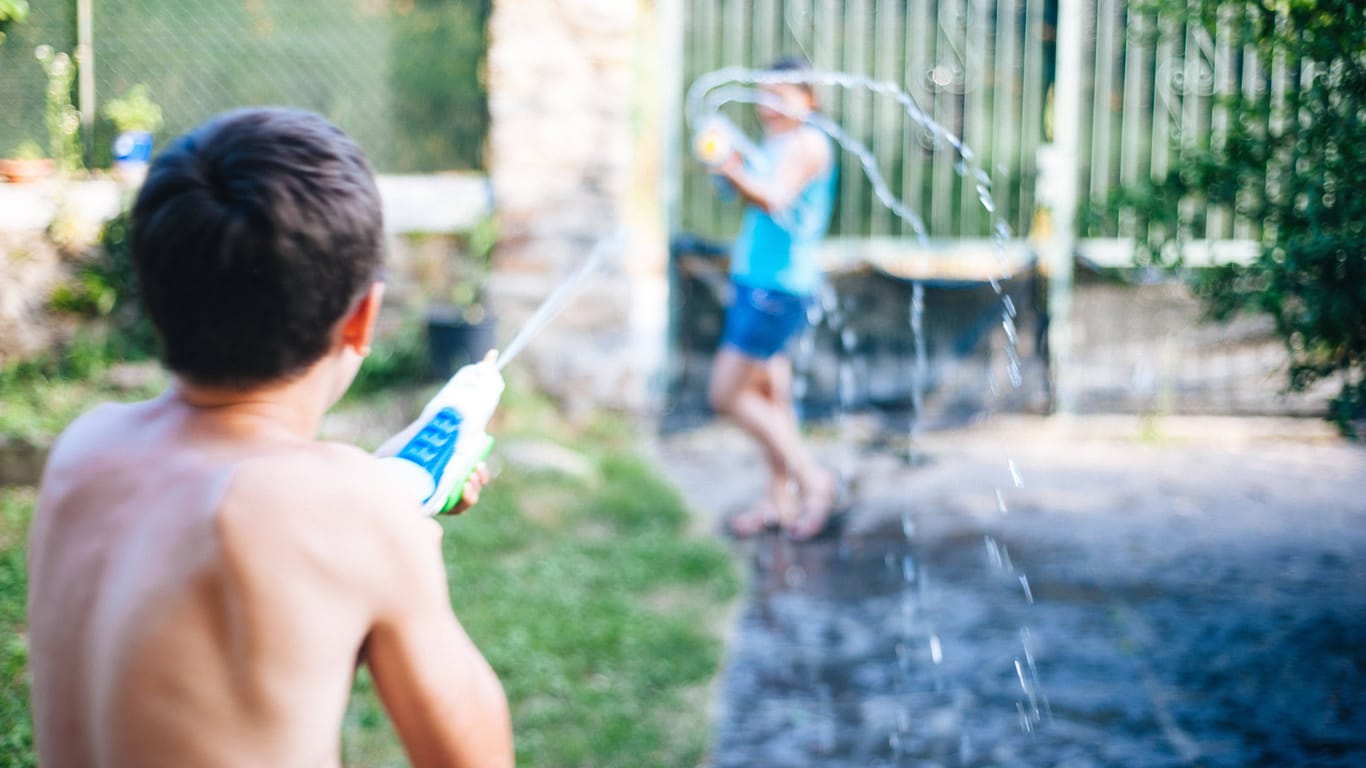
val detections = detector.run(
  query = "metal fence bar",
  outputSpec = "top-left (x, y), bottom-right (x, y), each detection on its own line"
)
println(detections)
top-left (754, 0), bottom-right (778, 68)
top-left (930, 2), bottom-right (957, 235)
top-left (1150, 8), bottom-right (1175, 184)
top-left (1089, 0), bottom-right (1119, 234)
top-left (1118, 5), bottom-right (1148, 238)
top-left (869, 0), bottom-right (900, 237)
top-left (902, 0), bottom-right (933, 239)
top-left (959, 0), bottom-right (989, 236)
top-left (991, 0), bottom-right (1020, 235)
top-left (1179, 0), bottom-right (1209, 237)
top-left (1018, 0), bottom-right (1045, 236)
top-left (1234, 31), bottom-right (1259, 241)
top-left (839, 0), bottom-right (869, 236)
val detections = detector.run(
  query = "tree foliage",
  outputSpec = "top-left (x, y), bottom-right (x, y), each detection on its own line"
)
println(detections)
top-left (1117, 0), bottom-right (1366, 434)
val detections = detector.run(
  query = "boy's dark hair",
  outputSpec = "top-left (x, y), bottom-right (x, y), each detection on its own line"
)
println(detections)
top-left (130, 107), bottom-right (384, 387)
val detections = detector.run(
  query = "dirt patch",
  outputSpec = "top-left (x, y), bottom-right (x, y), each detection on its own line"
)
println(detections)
top-left (659, 415), bottom-right (1366, 766)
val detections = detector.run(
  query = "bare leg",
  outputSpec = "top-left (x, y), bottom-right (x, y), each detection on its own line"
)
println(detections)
top-left (762, 354), bottom-right (836, 538)
top-left (711, 349), bottom-right (786, 533)
top-left (752, 359), bottom-right (795, 515)
top-left (710, 348), bottom-right (832, 535)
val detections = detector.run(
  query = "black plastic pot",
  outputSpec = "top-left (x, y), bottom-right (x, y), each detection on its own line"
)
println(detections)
top-left (426, 304), bottom-right (496, 379)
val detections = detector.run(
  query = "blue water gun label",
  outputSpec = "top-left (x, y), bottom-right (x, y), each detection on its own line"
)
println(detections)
top-left (395, 407), bottom-right (463, 504)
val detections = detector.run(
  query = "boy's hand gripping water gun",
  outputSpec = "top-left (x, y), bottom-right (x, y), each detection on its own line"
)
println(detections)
top-left (377, 350), bottom-right (505, 515)
top-left (692, 114), bottom-right (760, 168)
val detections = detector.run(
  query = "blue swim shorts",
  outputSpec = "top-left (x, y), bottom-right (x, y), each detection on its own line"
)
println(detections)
top-left (720, 282), bottom-right (811, 360)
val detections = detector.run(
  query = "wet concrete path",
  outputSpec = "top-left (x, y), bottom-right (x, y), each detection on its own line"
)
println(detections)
top-left (658, 416), bottom-right (1366, 767)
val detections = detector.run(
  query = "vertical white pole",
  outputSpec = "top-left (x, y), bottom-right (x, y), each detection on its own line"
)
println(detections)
top-left (1048, 0), bottom-right (1084, 415)
top-left (77, 0), bottom-right (95, 162)
top-left (660, 0), bottom-right (684, 236)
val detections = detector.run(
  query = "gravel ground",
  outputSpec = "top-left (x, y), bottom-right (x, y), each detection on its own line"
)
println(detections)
top-left (657, 415), bottom-right (1366, 767)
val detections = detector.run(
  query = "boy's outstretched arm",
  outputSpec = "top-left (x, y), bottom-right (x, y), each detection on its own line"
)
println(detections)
top-left (363, 512), bottom-right (514, 767)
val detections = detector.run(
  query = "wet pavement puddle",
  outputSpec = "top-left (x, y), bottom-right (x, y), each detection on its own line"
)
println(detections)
top-left (712, 511), bottom-right (1366, 767)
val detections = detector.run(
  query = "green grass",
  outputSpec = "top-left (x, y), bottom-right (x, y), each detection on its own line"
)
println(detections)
top-left (341, 451), bottom-right (738, 766)
top-left (0, 489), bottom-right (35, 768)
top-left (0, 330), bottom-right (167, 445)
top-left (0, 333), bottom-right (740, 767)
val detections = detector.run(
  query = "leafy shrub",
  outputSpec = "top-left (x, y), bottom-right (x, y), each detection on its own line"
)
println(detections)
top-left (0, 0), bottom-right (28, 48)
top-left (1114, 0), bottom-right (1366, 435)
top-left (47, 210), bottom-right (159, 360)
top-left (389, 0), bottom-right (490, 171)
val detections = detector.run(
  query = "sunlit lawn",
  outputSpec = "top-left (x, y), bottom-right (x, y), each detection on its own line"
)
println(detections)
top-left (0, 344), bottom-right (739, 767)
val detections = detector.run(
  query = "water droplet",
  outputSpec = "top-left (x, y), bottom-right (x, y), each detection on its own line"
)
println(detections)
top-left (984, 535), bottom-right (1003, 570)
top-left (1002, 313), bottom-right (1018, 345)
top-left (1008, 358), bottom-right (1024, 389)
top-left (902, 554), bottom-right (916, 583)
top-left (1008, 458), bottom-right (1024, 488)
top-left (1003, 294), bottom-right (1017, 317)
top-left (929, 634), bottom-right (943, 664)
top-left (900, 510), bottom-right (916, 539)
top-left (840, 327), bottom-right (857, 351)
top-left (1019, 574), bottom-right (1034, 604)
top-left (976, 184), bottom-right (996, 213)
top-left (996, 488), bottom-right (1008, 515)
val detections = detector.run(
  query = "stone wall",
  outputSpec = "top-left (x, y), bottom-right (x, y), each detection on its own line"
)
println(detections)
top-left (486, 0), bottom-right (666, 414)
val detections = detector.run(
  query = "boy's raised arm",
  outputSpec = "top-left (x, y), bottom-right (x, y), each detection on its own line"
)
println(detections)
top-left (363, 512), bottom-right (514, 767)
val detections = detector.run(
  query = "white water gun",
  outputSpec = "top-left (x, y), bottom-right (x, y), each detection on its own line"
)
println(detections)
top-left (378, 351), bottom-right (504, 515)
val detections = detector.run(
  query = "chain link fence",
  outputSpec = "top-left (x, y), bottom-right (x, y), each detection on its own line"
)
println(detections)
top-left (0, 1), bottom-right (74, 158)
top-left (0, 0), bottom-right (488, 172)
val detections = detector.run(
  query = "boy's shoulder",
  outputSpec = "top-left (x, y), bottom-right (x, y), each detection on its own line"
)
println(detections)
top-left (216, 441), bottom-right (441, 602)
top-left (223, 441), bottom-right (416, 527)
top-left (43, 399), bottom-right (156, 479)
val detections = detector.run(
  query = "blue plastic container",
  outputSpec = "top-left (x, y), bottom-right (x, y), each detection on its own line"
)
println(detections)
top-left (113, 131), bottom-right (154, 165)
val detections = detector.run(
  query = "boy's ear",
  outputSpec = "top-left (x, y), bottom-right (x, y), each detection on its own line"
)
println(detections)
top-left (340, 282), bottom-right (385, 356)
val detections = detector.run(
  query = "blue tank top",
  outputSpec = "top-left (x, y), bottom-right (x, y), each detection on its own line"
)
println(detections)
top-left (730, 127), bottom-right (837, 296)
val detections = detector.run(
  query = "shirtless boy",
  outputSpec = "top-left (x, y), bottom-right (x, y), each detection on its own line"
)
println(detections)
top-left (26, 108), bottom-right (514, 767)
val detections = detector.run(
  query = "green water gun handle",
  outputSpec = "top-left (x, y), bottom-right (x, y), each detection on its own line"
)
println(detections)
top-left (439, 432), bottom-right (496, 513)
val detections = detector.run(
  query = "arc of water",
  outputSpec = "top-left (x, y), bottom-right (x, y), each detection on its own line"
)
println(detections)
top-left (701, 87), bottom-right (933, 246)
top-left (686, 67), bottom-right (1016, 268)
top-left (685, 67), bottom-right (979, 169)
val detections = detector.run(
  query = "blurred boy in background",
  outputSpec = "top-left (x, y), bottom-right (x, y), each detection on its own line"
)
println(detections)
top-left (704, 56), bottom-right (840, 540)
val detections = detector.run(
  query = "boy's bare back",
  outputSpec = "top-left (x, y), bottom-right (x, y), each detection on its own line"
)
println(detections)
top-left (29, 394), bottom-right (502, 766)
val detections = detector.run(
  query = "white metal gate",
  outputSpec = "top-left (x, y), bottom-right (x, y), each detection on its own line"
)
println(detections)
top-left (664, 0), bottom-right (1326, 417)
